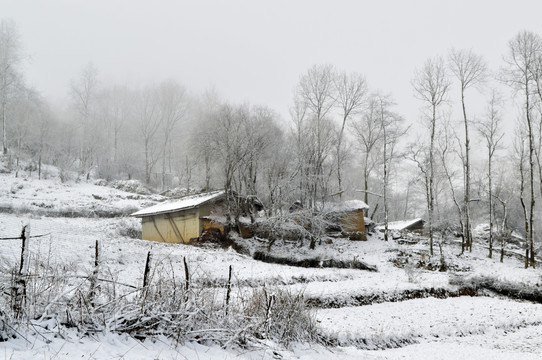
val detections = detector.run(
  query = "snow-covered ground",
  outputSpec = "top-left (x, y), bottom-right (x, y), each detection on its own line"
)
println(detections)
top-left (1, 171), bottom-right (542, 359)
top-left (318, 296), bottom-right (542, 349)
top-left (0, 170), bottom-right (162, 217)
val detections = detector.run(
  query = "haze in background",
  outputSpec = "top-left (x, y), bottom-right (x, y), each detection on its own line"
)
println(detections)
top-left (4, 0), bottom-right (542, 124)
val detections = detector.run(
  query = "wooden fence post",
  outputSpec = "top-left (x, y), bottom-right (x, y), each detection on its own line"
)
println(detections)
top-left (88, 240), bottom-right (100, 306)
top-left (225, 265), bottom-right (232, 314)
top-left (143, 251), bottom-right (152, 288)
top-left (13, 225), bottom-right (29, 316)
top-left (183, 257), bottom-right (190, 303)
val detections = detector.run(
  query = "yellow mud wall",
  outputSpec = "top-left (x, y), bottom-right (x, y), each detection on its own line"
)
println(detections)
top-left (141, 210), bottom-right (200, 244)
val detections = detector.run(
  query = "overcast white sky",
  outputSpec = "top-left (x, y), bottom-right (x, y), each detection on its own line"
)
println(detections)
top-left (3, 0), bottom-right (542, 125)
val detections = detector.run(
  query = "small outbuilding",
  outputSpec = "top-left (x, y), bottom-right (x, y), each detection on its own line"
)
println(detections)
top-left (131, 190), bottom-right (227, 243)
top-left (376, 218), bottom-right (425, 232)
top-left (323, 200), bottom-right (370, 240)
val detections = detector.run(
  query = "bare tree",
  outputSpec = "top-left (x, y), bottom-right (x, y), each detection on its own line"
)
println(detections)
top-left (239, 105), bottom-right (282, 222)
top-left (96, 84), bottom-right (133, 178)
top-left (492, 171), bottom-right (512, 263)
top-left (449, 48), bottom-right (487, 252)
top-left (477, 91), bottom-right (504, 258)
top-left (412, 56), bottom-right (451, 256)
top-left (136, 86), bottom-right (161, 185)
top-left (350, 95), bottom-right (384, 212)
top-left (191, 89), bottom-right (222, 192)
top-left (502, 31), bottom-right (542, 267)
top-left (290, 95), bottom-right (309, 206)
top-left (0, 19), bottom-right (23, 155)
top-left (296, 64), bottom-right (337, 207)
top-left (36, 101), bottom-right (51, 180)
top-left (204, 104), bottom-right (251, 226)
top-left (156, 80), bottom-right (187, 190)
top-left (437, 114), bottom-right (468, 253)
top-left (11, 88), bottom-right (40, 177)
top-left (334, 71), bottom-right (367, 198)
top-left (70, 63), bottom-right (99, 179)
top-left (373, 94), bottom-right (408, 241)
top-left (529, 43), bottom-right (542, 233)
top-left (263, 135), bottom-right (293, 216)
top-left (512, 125), bottom-right (531, 268)
top-left (407, 141), bottom-right (431, 221)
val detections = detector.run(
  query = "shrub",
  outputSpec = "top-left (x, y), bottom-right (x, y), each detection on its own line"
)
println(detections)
top-left (110, 180), bottom-right (152, 195)
top-left (0, 244), bottom-right (322, 350)
top-left (116, 217), bottom-right (142, 238)
top-left (244, 288), bottom-right (319, 346)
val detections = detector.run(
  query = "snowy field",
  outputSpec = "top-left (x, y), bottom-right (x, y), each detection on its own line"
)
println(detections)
top-left (1, 173), bottom-right (542, 359)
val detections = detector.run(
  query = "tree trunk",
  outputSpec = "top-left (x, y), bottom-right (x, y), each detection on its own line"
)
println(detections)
top-left (525, 81), bottom-right (536, 268)
top-left (461, 88), bottom-right (473, 252)
top-left (337, 115), bottom-right (347, 199)
top-left (488, 156), bottom-right (493, 259)
top-left (428, 105), bottom-right (436, 256)
top-left (383, 110), bottom-right (389, 242)
top-left (2, 76), bottom-right (7, 155)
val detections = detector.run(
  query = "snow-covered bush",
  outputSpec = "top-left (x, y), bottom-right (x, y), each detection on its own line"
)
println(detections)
top-left (244, 287), bottom-right (318, 346)
top-left (404, 262), bottom-right (421, 283)
top-left (0, 246), bottom-right (321, 350)
top-left (160, 187), bottom-right (200, 198)
top-left (93, 179), bottom-right (108, 187)
top-left (10, 182), bottom-right (23, 194)
top-left (116, 217), bottom-right (142, 239)
top-left (0, 161), bottom-right (9, 174)
top-left (110, 179), bottom-right (152, 195)
top-left (253, 210), bottom-right (333, 250)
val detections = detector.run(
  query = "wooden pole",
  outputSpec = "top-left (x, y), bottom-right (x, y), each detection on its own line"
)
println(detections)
top-left (143, 251), bottom-right (152, 288)
top-left (183, 257), bottom-right (189, 303)
top-left (88, 240), bottom-right (100, 306)
top-left (14, 225), bottom-right (28, 316)
top-left (225, 265), bottom-right (232, 314)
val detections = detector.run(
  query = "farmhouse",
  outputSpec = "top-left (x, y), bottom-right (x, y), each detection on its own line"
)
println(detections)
top-left (131, 190), bottom-right (227, 243)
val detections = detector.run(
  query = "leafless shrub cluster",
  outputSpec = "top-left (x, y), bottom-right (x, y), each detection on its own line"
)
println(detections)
top-left (243, 287), bottom-right (320, 346)
top-left (0, 235), bottom-right (319, 349)
top-left (115, 217), bottom-right (142, 239)
top-left (253, 210), bottom-right (334, 250)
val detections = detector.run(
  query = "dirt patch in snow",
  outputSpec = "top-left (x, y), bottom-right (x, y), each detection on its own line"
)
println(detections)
top-left (253, 250), bottom-right (378, 272)
top-left (306, 286), bottom-right (478, 308)
top-left (451, 275), bottom-right (542, 303)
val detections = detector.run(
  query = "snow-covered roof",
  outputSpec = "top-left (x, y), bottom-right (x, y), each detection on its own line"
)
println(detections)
top-left (376, 218), bottom-right (425, 231)
top-left (323, 200), bottom-right (369, 213)
top-left (131, 190), bottom-right (225, 217)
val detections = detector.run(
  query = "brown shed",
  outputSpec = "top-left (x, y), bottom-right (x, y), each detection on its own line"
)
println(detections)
top-left (324, 200), bottom-right (370, 240)
top-left (131, 190), bottom-right (226, 243)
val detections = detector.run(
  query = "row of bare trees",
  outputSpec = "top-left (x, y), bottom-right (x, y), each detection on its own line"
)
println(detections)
top-left (503, 31), bottom-right (542, 268)
top-left (0, 19), bottom-right (409, 230)
top-left (68, 64), bottom-right (189, 187)
top-left (410, 31), bottom-right (542, 267)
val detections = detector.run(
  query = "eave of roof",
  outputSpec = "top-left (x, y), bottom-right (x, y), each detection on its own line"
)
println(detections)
top-left (376, 218), bottom-right (425, 231)
top-left (131, 190), bottom-right (225, 217)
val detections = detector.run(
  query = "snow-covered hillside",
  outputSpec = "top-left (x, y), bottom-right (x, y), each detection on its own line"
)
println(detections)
top-left (1, 171), bottom-right (542, 359)
top-left (0, 170), bottom-right (164, 218)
